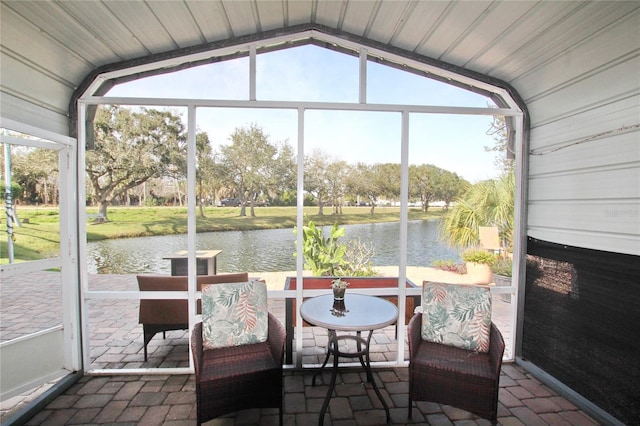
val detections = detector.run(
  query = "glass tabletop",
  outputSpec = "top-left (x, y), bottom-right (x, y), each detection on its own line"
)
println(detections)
top-left (300, 293), bottom-right (398, 331)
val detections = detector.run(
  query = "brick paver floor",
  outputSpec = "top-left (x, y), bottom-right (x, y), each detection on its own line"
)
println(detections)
top-left (7, 363), bottom-right (599, 425)
top-left (2, 272), bottom-right (598, 425)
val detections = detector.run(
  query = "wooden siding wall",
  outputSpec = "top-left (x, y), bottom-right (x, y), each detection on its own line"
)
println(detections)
top-left (521, 10), bottom-right (640, 256)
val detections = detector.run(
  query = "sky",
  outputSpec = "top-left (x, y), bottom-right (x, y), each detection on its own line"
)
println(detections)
top-left (107, 45), bottom-right (501, 183)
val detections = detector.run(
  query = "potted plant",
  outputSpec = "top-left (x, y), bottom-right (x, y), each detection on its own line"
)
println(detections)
top-left (461, 249), bottom-right (496, 284)
top-left (492, 257), bottom-right (512, 302)
top-left (330, 278), bottom-right (349, 300)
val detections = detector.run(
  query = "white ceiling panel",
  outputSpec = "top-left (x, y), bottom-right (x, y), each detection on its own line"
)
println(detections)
top-left (4, 0), bottom-right (121, 65)
top-left (285, 0), bottom-right (314, 27)
top-left (0, 4), bottom-right (92, 85)
top-left (440, 1), bottom-right (537, 67)
top-left (222, 1), bottom-right (259, 38)
top-left (1, 0), bottom-right (638, 139)
top-left (187, 1), bottom-right (232, 42)
top-left (146, 1), bottom-right (205, 48)
top-left (314, 1), bottom-right (346, 30)
top-left (255, 1), bottom-right (287, 33)
top-left (55, 1), bottom-right (148, 60)
top-left (339, 0), bottom-right (379, 38)
top-left (366, 1), bottom-right (414, 45)
top-left (102, 1), bottom-right (178, 54)
top-left (467, 2), bottom-right (580, 76)
top-left (420, 1), bottom-right (493, 60)
top-left (0, 53), bottom-right (73, 114)
top-left (497, 2), bottom-right (639, 83)
top-left (514, 11), bottom-right (640, 103)
top-left (392, 1), bottom-right (452, 53)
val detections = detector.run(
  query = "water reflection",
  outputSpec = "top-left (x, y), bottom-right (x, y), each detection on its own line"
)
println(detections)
top-left (86, 220), bottom-right (460, 274)
top-left (331, 300), bottom-right (349, 317)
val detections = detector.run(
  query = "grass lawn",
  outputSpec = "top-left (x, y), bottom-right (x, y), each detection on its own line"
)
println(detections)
top-left (1, 205), bottom-right (444, 263)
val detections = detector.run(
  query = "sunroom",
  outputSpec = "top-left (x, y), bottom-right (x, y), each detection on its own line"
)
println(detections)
top-left (1, 2), bottom-right (638, 425)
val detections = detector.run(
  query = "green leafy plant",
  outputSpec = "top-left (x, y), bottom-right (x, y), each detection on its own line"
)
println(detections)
top-left (293, 220), bottom-right (379, 277)
top-left (294, 220), bottom-right (347, 276)
top-left (439, 172), bottom-right (514, 251)
top-left (461, 249), bottom-right (497, 266)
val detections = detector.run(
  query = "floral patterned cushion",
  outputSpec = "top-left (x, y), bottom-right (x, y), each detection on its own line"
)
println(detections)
top-left (201, 281), bottom-right (268, 349)
top-left (421, 282), bottom-right (492, 353)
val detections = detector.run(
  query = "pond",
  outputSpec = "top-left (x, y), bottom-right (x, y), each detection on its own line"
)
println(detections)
top-left (86, 219), bottom-right (461, 274)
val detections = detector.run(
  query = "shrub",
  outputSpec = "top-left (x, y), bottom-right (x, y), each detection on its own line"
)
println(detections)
top-left (337, 239), bottom-right (378, 277)
top-left (432, 259), bottom-right (467, 274)
top-left (461, 249), bottom-right (497, 266)
top-left (492, 258), bottom-right (513, 276)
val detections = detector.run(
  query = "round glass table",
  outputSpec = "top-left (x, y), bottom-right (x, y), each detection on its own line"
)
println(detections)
top-left (300, 293), bottom-right (398, 425)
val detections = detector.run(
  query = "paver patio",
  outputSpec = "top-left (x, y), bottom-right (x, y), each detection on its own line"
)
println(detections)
top-left (2, 271), bottom-right (598, 425)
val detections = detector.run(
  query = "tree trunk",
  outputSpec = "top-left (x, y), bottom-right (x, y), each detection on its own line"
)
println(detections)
top-left (98, 201), bottom-right (109, 222)
top-left (198, 182), bottom-right (205, 218)
top-left (43, 180), bottom-right (49, 205)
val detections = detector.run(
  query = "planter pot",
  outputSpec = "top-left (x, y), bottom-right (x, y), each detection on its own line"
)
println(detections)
top-left (493, 274), bottom-right (512, 303)
top-left (465, 262), bottom-right (493, 284)
top-left (332, 287), bottom-right (346, 301)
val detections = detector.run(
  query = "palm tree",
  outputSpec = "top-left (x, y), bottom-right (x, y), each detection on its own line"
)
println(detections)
top-left (439, 172), bottom-right (514, 251)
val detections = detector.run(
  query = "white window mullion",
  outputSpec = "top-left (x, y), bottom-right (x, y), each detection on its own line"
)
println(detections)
top-left (513, 114), bottom-right (527, 360)
top-left (77, 102), bottom-right (93, 372)
top-left (250, 45), bottom-right (257, 101)
top-left (60, 144), bottom-right (82, 371)
top-left (295, 107), bottom-right (305, 368)
top-left (187, 105), bottom-right (198, 371)
top-left (396, 111), bottom-right (410, 365)
top-left (359, 49), bottom-right (367, 104)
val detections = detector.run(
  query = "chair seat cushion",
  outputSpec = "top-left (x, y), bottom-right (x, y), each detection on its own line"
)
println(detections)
top-left (200, 341), bottom-right (277, 381)
top-left (414, 339), bottom-right (494, 380)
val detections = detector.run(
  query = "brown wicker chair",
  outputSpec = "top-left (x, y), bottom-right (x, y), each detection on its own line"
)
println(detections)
top-left (407, 312), bottom-right (505, 424)
top-left (191, 313), bottom-right (285, 425)
top-left (137, 272), bottom-right (249, 361)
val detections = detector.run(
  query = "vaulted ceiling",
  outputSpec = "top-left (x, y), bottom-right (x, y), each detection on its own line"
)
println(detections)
top-left (1, 1), bottom-right (638, 136)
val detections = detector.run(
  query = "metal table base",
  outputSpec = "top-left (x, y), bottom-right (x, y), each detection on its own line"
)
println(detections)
top-left (312, 329), bottom-right (390, 425)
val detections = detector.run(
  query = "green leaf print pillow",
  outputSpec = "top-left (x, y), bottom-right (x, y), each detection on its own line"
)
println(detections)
top-left (201, 281), bottom-right (269, 349)
top-left (421, 282), bottom-right (492, 353)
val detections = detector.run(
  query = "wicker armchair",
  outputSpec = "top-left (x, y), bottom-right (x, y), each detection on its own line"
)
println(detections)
top-left (408, 282), bottom-right (505, 424)
top-left (407, 313), bottom-right (505, 424)
top-left (191, 313), bottom-right (286, 425)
